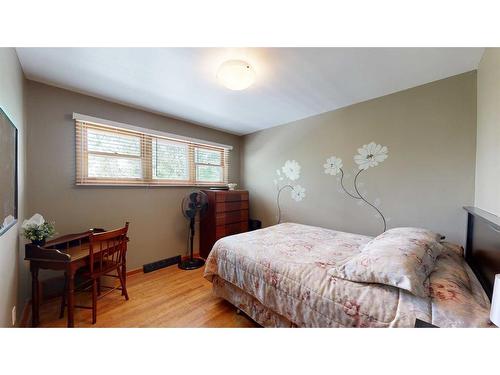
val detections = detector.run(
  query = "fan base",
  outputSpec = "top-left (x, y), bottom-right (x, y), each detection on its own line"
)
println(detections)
top-left (178, 258), bottom-right (205, 270)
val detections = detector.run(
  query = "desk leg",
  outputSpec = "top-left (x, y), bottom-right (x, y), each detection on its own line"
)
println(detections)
top-left (59, 272), bottom-right (67, 319)
top-left (67, 271), bottom-right (75, 328)
top-left (31, 265), bottom-right (40, 327)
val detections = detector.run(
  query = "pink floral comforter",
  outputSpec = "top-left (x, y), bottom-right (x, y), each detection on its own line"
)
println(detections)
top-left (204, 223), bottom-right (492, 327)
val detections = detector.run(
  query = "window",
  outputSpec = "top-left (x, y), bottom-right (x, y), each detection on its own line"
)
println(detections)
top-left (195, 147), bottom-right (223, 182)
top-left (75, 118), bottom-right (230, 186)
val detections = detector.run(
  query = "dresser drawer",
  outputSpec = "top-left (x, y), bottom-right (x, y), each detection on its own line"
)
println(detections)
top-left (216, 209), bottom-right (249, 226)
top-left (215, 191), bottom-right (249, 202)
top-left (200, 189), bottom-right (250, 259)
top-left (215, 200), bottom-right (249, 213)
top-left (215, 221), bottom-right (249, 239)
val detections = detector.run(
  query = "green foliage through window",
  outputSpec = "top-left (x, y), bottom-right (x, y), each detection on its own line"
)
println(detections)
top-left (153, 140), bottom-right (189, 180)
top-left (77, 121), bottom-right (229, 186)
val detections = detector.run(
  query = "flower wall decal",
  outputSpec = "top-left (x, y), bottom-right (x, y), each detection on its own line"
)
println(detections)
top-left (290, 185), bottom-right (306, 202)
top-left (354, 142), bottom-right (388, 170)
top-left (282, 160), bottom-right (301, 181)
top-left (274, 160), bottom-right (306, 223)
top-left (323, 156), bottom-right (343, 176)
top-left (324, 142), bottom-right (389, 232)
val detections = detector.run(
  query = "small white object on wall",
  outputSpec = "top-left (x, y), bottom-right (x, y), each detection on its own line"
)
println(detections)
top-left (490, 274), bottom-right (500, 326)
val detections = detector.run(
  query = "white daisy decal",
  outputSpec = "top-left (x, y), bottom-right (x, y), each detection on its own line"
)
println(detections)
top-left (354, 142), bottom-right (388, 170)
top-left (290, 185), bottom-right (306, 202)
top-left (323, 156), bottom-right (343, 175)
top-left (282, 160), bottom-right (301, 181)
top-left (276, 169), bottom-right (284, 180)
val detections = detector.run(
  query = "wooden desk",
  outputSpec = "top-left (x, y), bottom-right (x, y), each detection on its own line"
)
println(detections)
top-left (25, 232), bottom-right (128, 327)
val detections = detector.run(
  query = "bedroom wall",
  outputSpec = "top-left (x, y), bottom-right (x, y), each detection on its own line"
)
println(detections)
top-left (24, 80), bottom-right (241, 293)
top-left (0, 48), bottom-right (26, 327)
top-left (241, 71), bottom-right (477, 245)
top-left (475, 48), bottom-right (500, 217)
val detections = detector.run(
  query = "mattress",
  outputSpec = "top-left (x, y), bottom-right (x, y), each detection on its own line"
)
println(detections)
top-left (204, 223), bottom-right (492, 327)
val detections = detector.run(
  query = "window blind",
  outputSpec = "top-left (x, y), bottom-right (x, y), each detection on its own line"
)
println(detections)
top-left (75, 120), bottom-right (230, 186)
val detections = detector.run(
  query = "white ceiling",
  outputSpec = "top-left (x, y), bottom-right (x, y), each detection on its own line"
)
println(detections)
top-left (16, 48), bottom-right (484, 135)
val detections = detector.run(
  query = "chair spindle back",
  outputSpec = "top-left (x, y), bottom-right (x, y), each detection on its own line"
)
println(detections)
top-left (89, 223), bottom-right (129, 273)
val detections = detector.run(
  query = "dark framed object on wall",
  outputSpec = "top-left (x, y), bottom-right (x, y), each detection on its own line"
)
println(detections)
top-left (0, 107), bottom-right (18, 236)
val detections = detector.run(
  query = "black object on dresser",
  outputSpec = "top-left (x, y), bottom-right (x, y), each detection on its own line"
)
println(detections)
top-left (249, 219), bottom-right (262, 231)
top-left (199, 190), bottom-right (249, 259)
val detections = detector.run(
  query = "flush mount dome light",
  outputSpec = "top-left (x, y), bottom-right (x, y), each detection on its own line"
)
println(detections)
top-left (216, 60), bottom-right (256, 90)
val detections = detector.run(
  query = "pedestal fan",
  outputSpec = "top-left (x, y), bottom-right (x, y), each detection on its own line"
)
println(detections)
top-left (178, 190), bottom-right (209, 270)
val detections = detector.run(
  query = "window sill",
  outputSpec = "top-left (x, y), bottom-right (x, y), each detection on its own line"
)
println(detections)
top-left (75, 183), bottom-right (228, 188)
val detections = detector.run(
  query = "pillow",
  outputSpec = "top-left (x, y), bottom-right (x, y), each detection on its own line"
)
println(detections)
top-left (328, 227), bottom-right (444, 297)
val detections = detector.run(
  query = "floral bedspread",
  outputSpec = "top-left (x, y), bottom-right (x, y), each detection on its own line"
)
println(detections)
top-left (204, 223), bottom-right (492, 327)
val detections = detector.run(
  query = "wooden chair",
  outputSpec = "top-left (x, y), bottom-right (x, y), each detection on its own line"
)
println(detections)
top-left (60, 223), bottom-right (130, 324)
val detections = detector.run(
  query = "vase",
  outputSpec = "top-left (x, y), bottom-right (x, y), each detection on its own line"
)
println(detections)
top-left (32, 239), bottom-right (46, 247)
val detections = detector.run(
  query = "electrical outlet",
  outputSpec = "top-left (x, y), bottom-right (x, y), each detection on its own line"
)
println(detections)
top-left (11, 306), bottom-right (16, 326)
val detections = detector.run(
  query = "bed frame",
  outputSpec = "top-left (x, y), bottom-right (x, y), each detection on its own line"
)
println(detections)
top-left (464, 206), bottom-right (500, 300)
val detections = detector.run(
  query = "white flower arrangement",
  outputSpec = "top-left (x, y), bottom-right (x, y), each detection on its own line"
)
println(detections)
top-left (22, 213), bottom-right (45, 229)
top-left (324, 142), bottom-right (389, 232)
top-left (274, 160), bottom-right (306, 223)
top-left (21, 213), bottom-right (56, 245)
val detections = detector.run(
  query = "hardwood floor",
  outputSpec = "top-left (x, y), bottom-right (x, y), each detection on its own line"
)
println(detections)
top-left (33, 265), bottom-right (258, 328)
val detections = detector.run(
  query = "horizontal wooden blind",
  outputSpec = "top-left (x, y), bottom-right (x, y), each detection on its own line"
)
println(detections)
top-left (76, 120), bottom-right (230, 186)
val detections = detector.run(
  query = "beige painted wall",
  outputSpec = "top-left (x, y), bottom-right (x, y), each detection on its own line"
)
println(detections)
top-left (0, 48), bottom-right (26, 327)
top-left (25, 81), bottom-right (241, 283)
top-left (475, 48), bottom-right (500, 216)
top-left (241, 72), bottom-right (477, 245)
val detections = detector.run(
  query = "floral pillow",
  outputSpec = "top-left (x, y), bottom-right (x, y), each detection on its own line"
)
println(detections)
top-left (328, 227), bottom-right (444, 298)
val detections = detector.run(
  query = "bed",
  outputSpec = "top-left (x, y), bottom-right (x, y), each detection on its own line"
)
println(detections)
top-left (204, 213), bottom-right (495, 328)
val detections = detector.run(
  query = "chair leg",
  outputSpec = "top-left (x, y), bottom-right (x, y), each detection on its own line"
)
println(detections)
top-left (92, 279), bottom-right (97, 325)
top-left (59, 273), bottom-right (68, 319)
top-left (118, 267), bottom-right (129, 301)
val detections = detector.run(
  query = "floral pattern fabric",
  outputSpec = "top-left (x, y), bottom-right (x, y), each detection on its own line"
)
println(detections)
top-left (204, 223), bottom-right (492, 328)
top-left (328, 227), bottom-right (444, 298)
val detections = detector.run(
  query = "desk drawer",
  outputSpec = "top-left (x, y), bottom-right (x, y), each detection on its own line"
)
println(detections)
top-left (215, 200), bottom-right (249, 213)
top-left (216, 191), bottom-right (249, 202)
top-left (215, 221), bottom-right (249, 239)
top-left (216, 210), bottom-right (249, 226)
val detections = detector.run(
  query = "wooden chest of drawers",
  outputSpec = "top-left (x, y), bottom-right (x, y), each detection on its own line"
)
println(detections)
top-left (200, 190), bottom-right (249, 258)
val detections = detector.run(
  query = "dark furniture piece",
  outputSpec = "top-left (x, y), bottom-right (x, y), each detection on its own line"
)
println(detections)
top-left (248, 219), bottom-right (262, 231)
top-left (414, 319), bottom-right (438, 328)
top-left (200, 190), bottom-right (249, 258)
top-left (25, 225), bottom-right (129, 327)
top-left (463, 206), bottom-right (500, 299)
top-left (60, 224), bottom-right (130, 324)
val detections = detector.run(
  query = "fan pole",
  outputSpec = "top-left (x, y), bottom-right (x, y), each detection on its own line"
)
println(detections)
top-left (178, 192), bottom-right (206, 270)
top-left (189, 217), bottom-right (195, 260)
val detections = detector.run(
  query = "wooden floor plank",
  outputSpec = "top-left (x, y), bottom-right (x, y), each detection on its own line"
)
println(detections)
top-left (33, 265), bottom-right (258, 328)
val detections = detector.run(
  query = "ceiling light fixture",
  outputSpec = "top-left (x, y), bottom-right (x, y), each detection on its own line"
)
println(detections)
top-left (216, 60), bottom-right (256, 90)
